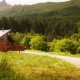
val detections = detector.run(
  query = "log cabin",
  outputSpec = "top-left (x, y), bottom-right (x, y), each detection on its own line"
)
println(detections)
top-left (0, 30), bottom-right (25, 52)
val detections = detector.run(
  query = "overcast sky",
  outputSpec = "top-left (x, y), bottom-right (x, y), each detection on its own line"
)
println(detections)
top-left (1, 0), bottom-right (70, 5)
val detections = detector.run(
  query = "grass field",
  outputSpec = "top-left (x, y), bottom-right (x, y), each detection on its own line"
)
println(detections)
top-left (0, 51), bottom-right (80, 80)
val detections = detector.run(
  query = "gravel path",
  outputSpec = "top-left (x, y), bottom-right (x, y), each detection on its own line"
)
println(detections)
top-left (23, 51), bottom-right (80, 67)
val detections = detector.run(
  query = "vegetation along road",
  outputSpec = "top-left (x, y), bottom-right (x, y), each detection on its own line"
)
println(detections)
top-left (23, 51), bottom-right (80, 68)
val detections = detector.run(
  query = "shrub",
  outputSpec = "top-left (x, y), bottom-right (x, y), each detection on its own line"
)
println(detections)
top-left (77, 46), bottom-right (80, 53)
top-left (21, 33), bottom-right (32, 49)
top-left (12, 32), bottom-right (24, 45)
top-left (57, 39), bottom-right (78, 53)
top-left (49, 40), bottom-right (57, 52)
top-left (50, 39), bottom-right (78, 53)
top-left (30, 35), bottom-right (49, 51)
top-left (71, 34), bottom-right (80, 41)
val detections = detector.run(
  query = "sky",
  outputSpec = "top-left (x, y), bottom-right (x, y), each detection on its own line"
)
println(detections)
top-left (1, 0), bottom-right (70, 5)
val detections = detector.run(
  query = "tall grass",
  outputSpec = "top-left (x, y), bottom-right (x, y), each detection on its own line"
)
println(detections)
top-left (0, 51), bottom-right (80, 80)
top-left (0, 58), bottom-right (26, 80)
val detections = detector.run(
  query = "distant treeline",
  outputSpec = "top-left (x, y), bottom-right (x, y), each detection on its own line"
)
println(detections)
top-left (0, 16), bottom-right (80, 39)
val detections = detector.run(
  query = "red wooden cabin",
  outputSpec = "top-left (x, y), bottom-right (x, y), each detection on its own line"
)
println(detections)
top-left (0, 30), bottom-right (25, 52)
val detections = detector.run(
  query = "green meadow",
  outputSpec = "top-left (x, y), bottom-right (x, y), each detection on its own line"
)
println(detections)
top-left (0, 51), bottom-right (80, 80)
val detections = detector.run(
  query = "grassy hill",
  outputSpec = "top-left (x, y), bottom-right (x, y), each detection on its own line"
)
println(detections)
top-left (0, 0), bottom-right (80, 18)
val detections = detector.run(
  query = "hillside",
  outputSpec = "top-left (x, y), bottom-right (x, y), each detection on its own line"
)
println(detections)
top-left (0, 0), bottom-right (80, 18)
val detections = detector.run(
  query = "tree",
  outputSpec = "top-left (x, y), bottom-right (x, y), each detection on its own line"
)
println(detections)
top-left (21, 33), bottom-right (32, 49)
top-left (30, 35), bottom-right (49, 51)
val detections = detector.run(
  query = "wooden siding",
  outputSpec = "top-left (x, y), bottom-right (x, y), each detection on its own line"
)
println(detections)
top-left (0, 44), bottom-right (25, 52)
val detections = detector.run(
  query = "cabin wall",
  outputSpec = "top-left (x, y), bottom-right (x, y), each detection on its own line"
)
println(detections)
top-left (0, 34), bottom-right (7, 43)
top-left (0, 33), bottom-right (12, 46)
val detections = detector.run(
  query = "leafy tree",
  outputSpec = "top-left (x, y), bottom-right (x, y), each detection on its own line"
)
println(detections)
top-left (30, 35), bottom-right (49, 51)
top-left (21, 33), bottom-right (32, 49)
top-left (12, 32), bottom-right (24, 44)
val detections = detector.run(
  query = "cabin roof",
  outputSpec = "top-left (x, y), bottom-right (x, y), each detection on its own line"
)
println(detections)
top-left (0, 30), bottom-right (11, 37)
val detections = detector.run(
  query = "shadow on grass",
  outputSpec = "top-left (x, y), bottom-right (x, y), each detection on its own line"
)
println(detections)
top-left (0, 58), bottom-right (26, 80)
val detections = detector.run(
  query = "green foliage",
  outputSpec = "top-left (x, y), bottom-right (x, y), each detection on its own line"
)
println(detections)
top-left (0, 58), bottom-right (25, 80)
top-left (71, 34), bottom-right (80, 41)
top-left (0, 16), bottom-right (79, 39)
top-left (12, 32), bottom-right (24, 45)
top-left (49, 40), bottom-right (57, 52)
top-left (59, 39), bottom-right (78, 53)
top-left (21, 33), bottom-right (32, 48)
top-left (30, 35), bottom-right (49, 51)
top-left (77, 46), bottom-right (80, 53)
top-left (50, 39), bottom-right (78, 53)
top-left (77, 21), bottom-right (80, 34)
top-left (0, 1), bottom-right (80, 54)
top-left (71, 34), bottom-right (80, 46)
